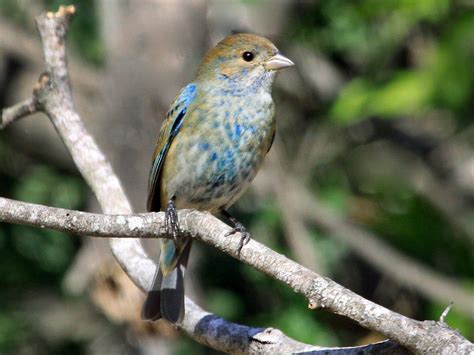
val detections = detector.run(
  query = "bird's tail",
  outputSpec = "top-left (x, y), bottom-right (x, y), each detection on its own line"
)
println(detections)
top-left (141, 238), bottom-right (192, 323)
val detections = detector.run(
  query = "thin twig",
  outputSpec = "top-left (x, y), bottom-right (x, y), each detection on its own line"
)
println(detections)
top-left (439, 302), bottom-right (453, 324)
top-left (1, 96), bottom-right (38, 129)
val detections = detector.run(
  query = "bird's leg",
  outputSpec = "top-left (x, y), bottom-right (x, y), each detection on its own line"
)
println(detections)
top-left (165, 198), bottom-right (180, 242)
top-left (221, 209), bottom-right (251, 253)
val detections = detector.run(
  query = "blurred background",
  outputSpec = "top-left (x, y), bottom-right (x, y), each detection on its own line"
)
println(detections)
top-left (0, 0), bottom-right (473, 353)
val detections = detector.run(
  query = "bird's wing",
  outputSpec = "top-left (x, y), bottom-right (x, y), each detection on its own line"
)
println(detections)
top-left (147, 83), bottom-right (197, 211)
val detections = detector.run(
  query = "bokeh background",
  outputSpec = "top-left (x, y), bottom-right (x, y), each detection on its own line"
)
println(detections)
top-left (0, 0), bottom-right (473, 353)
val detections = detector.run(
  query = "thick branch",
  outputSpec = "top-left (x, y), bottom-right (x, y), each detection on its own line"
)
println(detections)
top-left (0, 195), bottom-right (411, 354)
top-left (184, 299), bottom-right (407, 354)
top-left (1, 196), bottom-right (472, 353)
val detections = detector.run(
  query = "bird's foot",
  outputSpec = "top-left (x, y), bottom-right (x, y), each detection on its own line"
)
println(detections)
top-left (225, 222), bottom-right (251, 253)
top-left (221, 210), bottom-right (251, 253)
top-left (165, 199), bottom-right (180, 242)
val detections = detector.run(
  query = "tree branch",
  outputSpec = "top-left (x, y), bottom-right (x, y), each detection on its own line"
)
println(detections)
top-left (1, 95), bottom-right (38, 128)
top-left (270, 163), bottom-right (474, 319)
top-left (263, 134), bottom-right (474, 318)
top-left (0, 195), bottom-right (411, 354)
top-left (0, 4), bottom-right (472, 354)
top-left (0, 196), bottom-right (472, 353)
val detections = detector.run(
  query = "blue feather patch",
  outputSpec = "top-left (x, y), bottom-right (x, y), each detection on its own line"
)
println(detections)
top-left (147, 83), bottom-right (197, 211)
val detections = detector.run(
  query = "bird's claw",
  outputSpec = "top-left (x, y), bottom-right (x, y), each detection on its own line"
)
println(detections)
top-left (225, 222), bottom-right (251, 253)
top-left (165, 199), bottom-right (180, 242)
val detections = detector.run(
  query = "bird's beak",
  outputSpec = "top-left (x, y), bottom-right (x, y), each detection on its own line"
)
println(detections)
top-left (265, 53), bottom-right (294, 70)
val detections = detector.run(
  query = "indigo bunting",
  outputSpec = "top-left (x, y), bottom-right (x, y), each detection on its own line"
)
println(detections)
top-left (142, 33), bottom-right (294, 323)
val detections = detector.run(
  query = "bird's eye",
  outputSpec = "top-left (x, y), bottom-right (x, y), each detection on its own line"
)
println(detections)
top-left (242, 51), bottom-right (254, 62)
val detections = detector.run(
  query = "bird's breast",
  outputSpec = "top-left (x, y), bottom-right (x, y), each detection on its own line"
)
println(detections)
top-left (161, 90), bottom-right (275, 211)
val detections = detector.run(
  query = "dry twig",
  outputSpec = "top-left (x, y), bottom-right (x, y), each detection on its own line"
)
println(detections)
top-left (0, 95), bottom-right (38, 128)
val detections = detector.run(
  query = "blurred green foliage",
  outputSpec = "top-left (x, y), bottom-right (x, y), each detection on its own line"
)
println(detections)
top-left (0, 312), bottom-right (28, 353)
top-left (0, 140), bottom-right (87, 353)
top-left (293, 0), bottom-right (473, 123)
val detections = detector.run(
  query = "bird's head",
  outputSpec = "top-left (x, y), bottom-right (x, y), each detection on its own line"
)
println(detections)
top-left (196, 33), bottom-right (294, 93)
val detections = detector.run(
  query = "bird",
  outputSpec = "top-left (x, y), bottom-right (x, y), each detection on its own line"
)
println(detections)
top-left (141, 33), bottom-right (294, 324)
